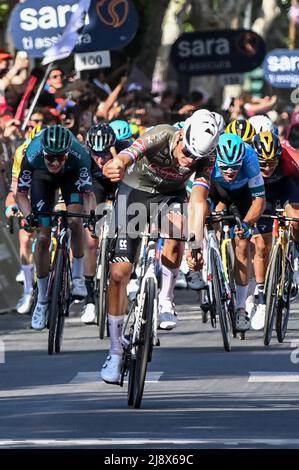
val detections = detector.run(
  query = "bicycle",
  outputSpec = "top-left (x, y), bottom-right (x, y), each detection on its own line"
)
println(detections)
top-left (261, 209), bottom-right (299, 346)
top-left (94, 195), bottom-right (115, 339)
top-left (200, 211), bottom-right (242, 351)
top-left (34, 209), bottom-right (96, 355)
top-left (119, 226), bottom-right (189, 409)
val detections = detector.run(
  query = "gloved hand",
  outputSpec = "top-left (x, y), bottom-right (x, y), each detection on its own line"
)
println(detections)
top-left (230, 222), bottom-right (252, 240)
top-left (5, 204), bottom-right (18, 218)
top-left (21, 213), bottom-right (38, 232)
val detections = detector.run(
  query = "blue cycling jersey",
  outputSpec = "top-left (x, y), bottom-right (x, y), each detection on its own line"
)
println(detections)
top-left (212, 143), bottom-right (265, 197)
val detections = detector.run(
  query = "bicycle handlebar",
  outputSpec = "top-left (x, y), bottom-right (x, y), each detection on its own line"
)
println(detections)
top-left (260, 214), bottom-right (299, 223)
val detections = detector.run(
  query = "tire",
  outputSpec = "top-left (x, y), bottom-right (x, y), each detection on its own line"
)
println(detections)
top-left (55, 257), bottom-right (70, 353)
top-left (276, 244), bottom-right (293, 343)
top-left (264, 243), bottom-right (282, 346)
top-left (130, 278), bottom-right (155, 409)
top-left (48, 248), bottom-right (64, 355)
top-left (222, 240), bottom-right (236, 337)
top-left (211, 249), bottom-right (231, 352)
top-left (98, 236), bottom-right (110, 339)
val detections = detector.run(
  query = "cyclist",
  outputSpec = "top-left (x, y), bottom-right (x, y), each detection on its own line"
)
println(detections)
top-left (5, 124), bottom-right (43, 314)
top-left (249, 114), bottom-right (279, 136)
top-left (209, 133), bottom-right (266, 331)
top-left (16, 124), bottom-right (94, 330)
top-left (248, 131), bottom-right (299, 329)
top-left (81, 123), bottom-right (131, 324)
top-left (225, 119), bottom-right (255, 143)
top-left (100, 109), bottom-right (219, 384)
top-left (109, 119), bottom-right (133, 143)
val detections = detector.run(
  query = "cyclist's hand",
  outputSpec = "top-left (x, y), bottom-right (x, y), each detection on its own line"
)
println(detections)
top-left (230, 222), bottom-right (252, 240)
top-left (186, 249), bottom-right (203, 271)
top-left (21, 213), bottom-right (38, 232)
top-left (103, 157), bottom-right (125, 182)
top-left (5, 204), bottom-right (18, 219)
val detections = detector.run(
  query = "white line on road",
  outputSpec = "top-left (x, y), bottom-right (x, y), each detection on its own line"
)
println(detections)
top-left (1, 438), bottom-right (299, 447)
top-left (249, 372), bottom-right (299, 382)
top-left (70, 371), bottom-right (164, 384)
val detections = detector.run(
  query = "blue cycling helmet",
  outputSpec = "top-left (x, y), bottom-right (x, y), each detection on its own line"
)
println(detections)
top-left (110, 119), bottom-right (132, 140)
top-left (173, 121), bottom-right (185, 129)
top-left (216, 133), bottom-right (245, 165)
top-left (42, 125), bottom-right (72, 155)
top-left (86, 123), bottom-right (116, 152)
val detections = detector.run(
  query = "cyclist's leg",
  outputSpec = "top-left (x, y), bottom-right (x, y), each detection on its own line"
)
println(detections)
top-left (16, 229), bottom-right (35, 314)
top-left (30, 172), bottom-right (55, 329)
top-left (61, 172), bottom-right (87, 299)
top-left (100, 185), bottom-right (142, 384)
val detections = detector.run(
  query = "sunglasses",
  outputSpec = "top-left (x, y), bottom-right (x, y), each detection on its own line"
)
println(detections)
top-left (218, 163), bottom-right (242, 173)
top-left (30, 118), bottom-right (44, 123)
top-left (259, 160), bottom-right (278, 169)
top-left (44, 152), bottom-right (67, 163)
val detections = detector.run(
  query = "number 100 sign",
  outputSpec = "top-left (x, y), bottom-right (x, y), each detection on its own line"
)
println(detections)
top-left (75, 51), bottom-right (111, 72)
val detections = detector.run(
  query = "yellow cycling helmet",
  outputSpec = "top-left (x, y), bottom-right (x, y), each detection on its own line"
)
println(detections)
top-left (252, 131), bottom-right (282, 162)
top-left (129, 122), bottom-right (140, 139)
top-left (225, 119), bottom-right (255, 143)
top-left (29, 124), bottom-right (42, 141)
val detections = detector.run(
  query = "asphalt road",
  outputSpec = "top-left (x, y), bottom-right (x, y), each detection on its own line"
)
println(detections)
top-left (1, 288), bottom-right (299, 449)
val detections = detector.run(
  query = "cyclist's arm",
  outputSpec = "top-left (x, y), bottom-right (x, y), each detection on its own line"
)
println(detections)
top-left (188, 162), bottom-right (213, 248)
top-left (243, 174), bottom-right (266, 226)
top-left (15, 154), bottom-right (33, 219)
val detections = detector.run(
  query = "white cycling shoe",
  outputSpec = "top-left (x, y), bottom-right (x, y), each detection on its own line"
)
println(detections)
top-left (81, 303), bottom-right (96, 324)
top-left (101, 354), bottom-right (122, 384)
top-left (31, 302), bottom-right (48, 330)
top-left (251, 303), bottom-right (266, 330)
top-left (235, 308), bottom-right (251, 331)
top-left (187, 271), bottom-right (205, 290)
top-left (16, 293), bottom-right (33, 314)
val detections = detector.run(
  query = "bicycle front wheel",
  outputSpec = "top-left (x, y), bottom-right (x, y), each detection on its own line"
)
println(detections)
top-left (211, 249), bottom-right (231, 352)
top-left (98, 236), bottom-right (110, 339)
top-left (129, 277), bottom-right (155, 409)
top-left (276, 243), bottom-right (294, 343)
top-left (48, 248), bottom-right (64, 355)
top-left (55, 254), bottom-right (70, 353)
top-left (264, 243), bottom-right (282, 346)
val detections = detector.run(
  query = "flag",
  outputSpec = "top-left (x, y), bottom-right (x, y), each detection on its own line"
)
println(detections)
top-left (42, 0), bottom-right (91, 66)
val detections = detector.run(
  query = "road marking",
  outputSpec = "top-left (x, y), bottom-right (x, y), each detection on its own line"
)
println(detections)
top-left (70, 371), bottom-right (164, 384)
top-left (1, 438), bottom-right (299, 447)
top-left (249, 372), bottom-right (299, 382)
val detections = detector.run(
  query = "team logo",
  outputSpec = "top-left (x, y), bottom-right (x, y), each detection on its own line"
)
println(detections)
top-left (96, 0), bottom-right (129, 28)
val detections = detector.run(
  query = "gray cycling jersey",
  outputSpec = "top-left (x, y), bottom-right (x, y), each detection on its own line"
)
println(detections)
top-left (119, 124), bottom-right (215, 194)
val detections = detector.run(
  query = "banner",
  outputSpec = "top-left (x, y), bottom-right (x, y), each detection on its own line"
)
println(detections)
top-left (42, 0), bottom-right (91, 65)
top-left (171, 29), bottom-right (266, 76)
top-left (263, 49), bottom-right (299, 88)
top-left (9, 0), bottom-right (139, 58)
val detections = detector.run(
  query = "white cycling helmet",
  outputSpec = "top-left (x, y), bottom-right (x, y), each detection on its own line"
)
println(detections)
top-left (248, 114), bottom-right (278, 136)
top-left (183, 109), bottom-right (219, 158)
top-left (212, 112), bottom-right (226, 134)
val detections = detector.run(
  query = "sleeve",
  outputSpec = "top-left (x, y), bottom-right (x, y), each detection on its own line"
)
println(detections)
top-left (117, 125), bottom-right (173, 164)
top-left (244, 146), bottom-right (265, 197)
top-left (192, 157), bottom-right (215, 191)
top-left (17, 153), bottom-right (34, 193)
top-left (75, 148), bottom-right (93, 193)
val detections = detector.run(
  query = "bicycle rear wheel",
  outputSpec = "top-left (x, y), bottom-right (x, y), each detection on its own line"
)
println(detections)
top-left (276, 244), bottom-right (294, 343)
top-left (211, 249), bottom-right (231, 352)
top-left (48, 248), bottom-right (64, 355)
top-left (264, 243), bottom-right (281, 346)
top-left (129, 278), bottom-right (155, 409)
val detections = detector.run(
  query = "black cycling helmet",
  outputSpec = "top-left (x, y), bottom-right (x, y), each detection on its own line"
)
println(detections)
top-left (86, 123), bottom-right (116, 152)
top-left (42, 125), bottom-right (72, 155)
